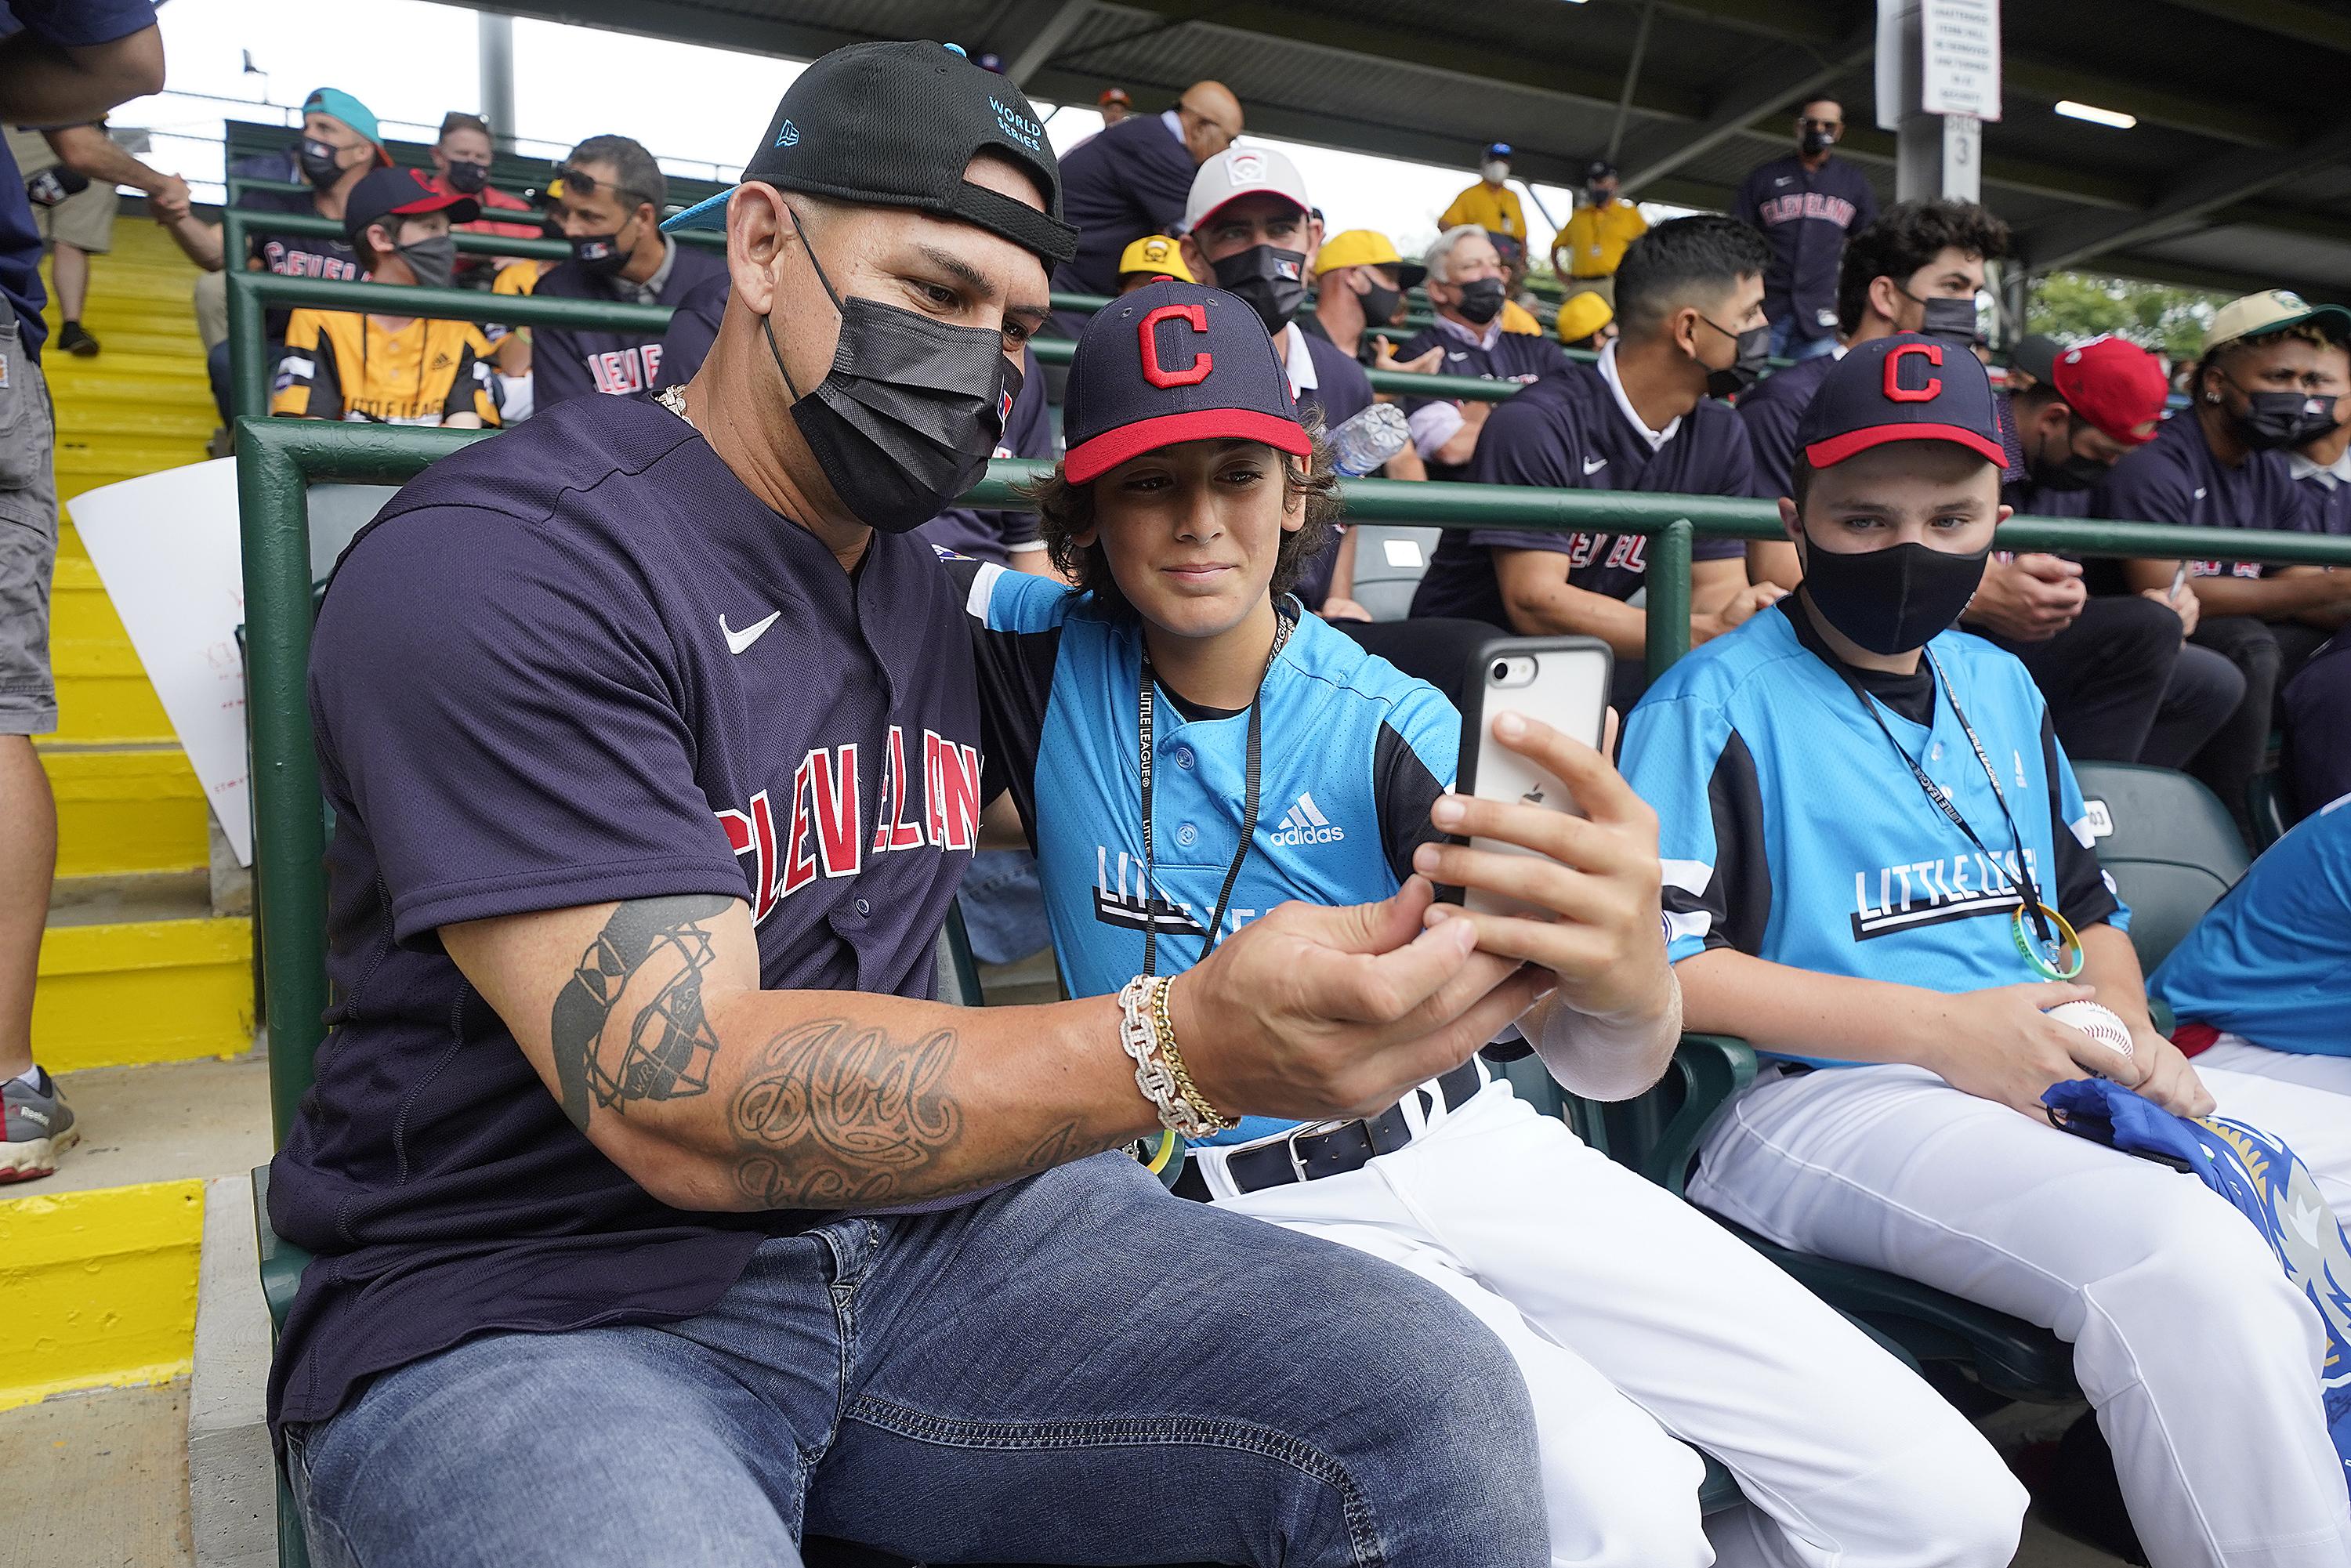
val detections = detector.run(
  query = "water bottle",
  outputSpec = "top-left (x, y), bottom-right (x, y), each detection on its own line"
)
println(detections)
top-left (1327, 402), bottom-right (1410, 477)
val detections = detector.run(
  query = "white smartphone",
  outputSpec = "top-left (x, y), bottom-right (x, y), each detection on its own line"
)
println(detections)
top-left (1452, 636), bottom-right (1614, 917)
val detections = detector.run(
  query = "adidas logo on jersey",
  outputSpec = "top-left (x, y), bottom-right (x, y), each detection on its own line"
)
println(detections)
top-left (1270, 791), bottom-right (1345, 846)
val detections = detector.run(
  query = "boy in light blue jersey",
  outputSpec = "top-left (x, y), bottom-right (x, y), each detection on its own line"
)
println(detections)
top-left (952, 280), bottom-right (2026, 1568)
top-left (1625, 331), bottom-right (2351, 1566)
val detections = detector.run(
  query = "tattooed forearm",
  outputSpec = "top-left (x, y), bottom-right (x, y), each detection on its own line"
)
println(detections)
top-left (550, 893), bottom-right (736, 1130)
top-left (727, 1017), bottom-right (967, 1207)
top-left (1020, 1121), bottom-right (1125, 1171)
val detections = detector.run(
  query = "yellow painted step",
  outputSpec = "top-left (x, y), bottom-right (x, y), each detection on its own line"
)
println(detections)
top-left (39, 748), bottom-right (208, 878)
top-left (45, 556), bottom-right (174, 744)
top-left (34, 918), bottom-right (253, 1072)
top-left (0, 1180), bottom-right (204, 1410)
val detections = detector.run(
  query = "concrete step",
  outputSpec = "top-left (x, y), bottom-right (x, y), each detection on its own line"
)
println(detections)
top-left (40, 744), bottom-right (210, 878)
top-left (0, 1383), bottom-right (195, 1563)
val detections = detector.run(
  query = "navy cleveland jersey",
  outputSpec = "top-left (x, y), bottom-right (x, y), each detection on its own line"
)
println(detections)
top-left (1288, 326), bottom-right (1375, 607)
top-left (1622, 598), bottom-right (2125, 1067)
top-left (529, 242), bottom-right (730, 407)
top-left (1394, 324), bottom-right (1571, 483)
top-left (952, 559), bottom-right (1455, 1143)
top-left (2088, 410), bottom-right (2319, 591)
top-left (2291, 462), bottom-right (2351, 538)
top-left (273, 390), bottom-right (984, 1436)
top-left (1052, 113), bottom-right (1197, 299)
top-left (1730, 154), bottom-right (1878, 341)
top-left (1411, 354), bottom-right (1751, 628)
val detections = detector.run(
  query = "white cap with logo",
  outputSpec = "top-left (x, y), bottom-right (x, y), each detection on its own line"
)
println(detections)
top-left (1183, 146), bottom-right (1311, 234)
top-left (2203, 289), bottom-right (2351, 356)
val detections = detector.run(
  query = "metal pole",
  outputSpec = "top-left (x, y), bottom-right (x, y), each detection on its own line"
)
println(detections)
top-left (1646, 519), bottom-right (1695, 681)
top-left (478, 11), bottom-right (518, 153)
top-left (1607, 1), bottom-right (1658, 161)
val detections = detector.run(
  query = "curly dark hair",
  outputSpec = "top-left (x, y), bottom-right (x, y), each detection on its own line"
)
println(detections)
top-left (1835, 200), bottom-right (2012, 339)
top-left (1027, 432), bottom-right (1343, 616)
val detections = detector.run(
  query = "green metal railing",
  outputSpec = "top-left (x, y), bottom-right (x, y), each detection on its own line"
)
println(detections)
top-left (237, 414), bottom-right (2351, 1131)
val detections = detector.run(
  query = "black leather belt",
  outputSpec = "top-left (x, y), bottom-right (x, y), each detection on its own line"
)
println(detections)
top-left (1172, 1060), bottom-right (1486, 1201)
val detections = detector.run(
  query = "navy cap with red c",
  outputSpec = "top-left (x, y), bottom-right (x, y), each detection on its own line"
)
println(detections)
top-left (1796, 331), bottom-right (2008, 472)
top-left (1062, 280), bottom-right (1313, 483)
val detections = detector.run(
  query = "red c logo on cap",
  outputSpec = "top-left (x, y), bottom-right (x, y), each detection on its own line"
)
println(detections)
top-left (1884, 341), bottom-right (1943, 403)
top-left (1138, 303), bottom-right (1212, 388)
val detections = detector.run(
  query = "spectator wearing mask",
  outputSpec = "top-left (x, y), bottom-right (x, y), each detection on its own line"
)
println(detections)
top-left (270, 168), bottom-right (498, 429)
top-left (1393, 225), bottom-right (1569, 483)
top-left (427, 111), bottom-right (538, 273)
top-left (916, 343), bottom-right (1052, 570)
top-left (1732, 97), bottom-right (1877, 362)
top-left (1554, 288), bottom-right (1614, 353)
top-left (495, 135), bottom-right (729, 407)
top-left (1438, 142), bottom-right (1527, 259)
top-left (1411, 215), bottom-right (1786, 712)
top-left (1302, 227), bottom-right (1430, 370)
top-left (2278, 332), bottom-right (2351, 816)
top-left (1096, 85), bottom-right (1133, 126)
top-left (1550, 159), bottom-right (1646, 309)
top-left (0, 0), bottom-right (166, 1186)
top-left (2094, 290), bottom-right (2351, 838)
top-left (2000, 335), bottom-right (2243, 770)
top-left (1050, 81), bottom-right (1241, 313)
top-left (168, 87), bottom-right (389, 424)
top-left (3, 118), bottom-right (189, 357)
top-left (1741, 202), bottom-right (2233, 770)
top-left (1113, 232), bottom-right (1190, 293)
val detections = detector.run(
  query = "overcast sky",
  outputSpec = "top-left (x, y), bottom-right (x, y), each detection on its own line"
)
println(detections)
top-left (105, 0), bottom-right (1660, 261)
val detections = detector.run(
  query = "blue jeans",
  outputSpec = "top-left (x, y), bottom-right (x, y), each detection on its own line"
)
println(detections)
top-left (286, 1153), bottom-right (1548, 1566)
top-left (1766, 315), bottom-right (1836, 362)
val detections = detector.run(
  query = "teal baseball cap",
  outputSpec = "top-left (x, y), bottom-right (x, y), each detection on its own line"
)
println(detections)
top-left (302, 88), bottom-right (393, 165)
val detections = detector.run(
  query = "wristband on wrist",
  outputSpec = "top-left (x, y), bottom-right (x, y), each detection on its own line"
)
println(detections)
top-left (1117, 976), bottom-right (1225, 1138)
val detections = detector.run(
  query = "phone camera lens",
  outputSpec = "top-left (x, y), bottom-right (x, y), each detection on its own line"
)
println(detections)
top-left (1492, 661), bottom-right (1509, 680)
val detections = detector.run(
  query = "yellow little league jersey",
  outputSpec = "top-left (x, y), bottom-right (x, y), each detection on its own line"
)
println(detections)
top-left (272, 309), bottom-right (502, 426)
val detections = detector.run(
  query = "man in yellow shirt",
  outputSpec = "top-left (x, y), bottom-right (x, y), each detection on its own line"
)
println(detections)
top-left (1438, 142), bottom-right (1527, 251)
top-left (1549, 160), bottom-right (1646, 307)
top-left (270, 168), bottom-right (498, 428)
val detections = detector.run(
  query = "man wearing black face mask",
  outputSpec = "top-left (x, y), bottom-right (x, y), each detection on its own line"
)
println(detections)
top-left (269, 168), bottom-right (498, 428)
top-left (1393, 224), bottom-right (1569, 484)
top-left (2095, 290), bottom-right (2351, 838)
top-left (1411, 215), bottom-right (1784, 712)
top-left (279, 42), bottom-right (1552, 1564)
top-left (178, 86), bottom-right (388, 424)
top-left (426, 111), bottom-right (538, 284)
top-left (1732, 96), bottom-right (1877, 364)
top-left (494, 132), bottom-right (729, 409)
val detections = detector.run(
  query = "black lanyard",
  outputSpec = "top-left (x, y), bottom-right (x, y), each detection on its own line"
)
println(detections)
top-left (1136, 614), bottom-right (1293, 978)
top-left (1834, 650), bottom-right (2057, 951)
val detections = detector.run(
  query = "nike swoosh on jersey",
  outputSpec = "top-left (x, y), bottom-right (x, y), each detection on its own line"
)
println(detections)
top-left (721, 610), bottom-right (783, 655)
top-left (1582, 455), bottom-right (1608, 474)
top-left (1448, 352), bottom-right (1468, 361)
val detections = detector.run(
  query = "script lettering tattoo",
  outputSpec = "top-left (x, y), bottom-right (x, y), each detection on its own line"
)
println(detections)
top-left (728, 1019), bottom-right (965, 1206)
top-left (550, 894), bottom-right (736, 1130)
top-left (1020, 1120), bottom-right (1123, 1172)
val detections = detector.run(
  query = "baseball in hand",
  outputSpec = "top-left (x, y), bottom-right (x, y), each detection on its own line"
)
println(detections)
top-left (2045, 1000), bottom-right (2135, 1069)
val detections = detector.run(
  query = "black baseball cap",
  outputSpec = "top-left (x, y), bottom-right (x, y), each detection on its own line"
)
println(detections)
top-left (342, 167), bottom-right (477, 246)
top-left (1063, 280), bottom-right (1311, 483)
top-left (1586, 159), bottom-right (1618, 182)
top-left (662, 40), bottom-right (1075, 264)
top-left (1795, 331), bottom-right (2007, 471)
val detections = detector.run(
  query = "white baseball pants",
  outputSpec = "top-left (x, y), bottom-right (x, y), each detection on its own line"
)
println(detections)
top-left (1690, 1060), bottom-right (2351, 1568)
top-left (2194, 1037), bottom-right (2351, 1098)
top-left (1194, 1079), bottom-right (2027, 1568)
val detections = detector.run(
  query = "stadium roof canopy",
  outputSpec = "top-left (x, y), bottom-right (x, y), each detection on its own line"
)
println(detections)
top-left (491, 0), bottom-right (2351, 300)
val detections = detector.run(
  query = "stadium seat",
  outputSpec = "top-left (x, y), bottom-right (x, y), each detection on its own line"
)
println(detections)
top-left (2071, 762), bottom-right (2248, 972)
top-left (1588, 1034), bottom-right (2081, 1408)
top-left (1346, 524), bottom-right (1440, 621)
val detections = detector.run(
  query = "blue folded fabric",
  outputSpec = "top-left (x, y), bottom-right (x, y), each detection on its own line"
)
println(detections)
top-left (2044, 1077), bottom-right (2351, 1489)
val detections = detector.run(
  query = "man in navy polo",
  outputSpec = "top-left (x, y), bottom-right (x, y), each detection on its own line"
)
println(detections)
top-left (1395, 223), bottom-right (1570, 483)
top-left (1732, 96), bottom-right (1878, 362)
top-left (1410, 215), bottom-right (1785, 711)
top-left (1049, 79), bottom-right (1241, 313)
top-left (272, 41), bottom-right (1548, 1566)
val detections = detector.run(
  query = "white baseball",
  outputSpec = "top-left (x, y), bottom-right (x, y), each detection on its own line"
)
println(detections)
top-left (2045, 1000), bottom-right (2135, 1064)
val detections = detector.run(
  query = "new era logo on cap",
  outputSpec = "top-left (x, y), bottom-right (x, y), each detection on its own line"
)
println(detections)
top-left (1796, 332), bottom-right (2007, 472)
top-left (1062, 280), bottom-right (1310, 483)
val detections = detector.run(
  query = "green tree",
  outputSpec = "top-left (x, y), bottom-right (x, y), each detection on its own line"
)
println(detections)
top-left (2027, 273), bottom-right (2230, 360)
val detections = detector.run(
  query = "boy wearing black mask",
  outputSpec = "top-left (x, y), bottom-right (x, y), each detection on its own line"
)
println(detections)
top-left (1410, 215), bottom-right (1783, 712)
top-left (1624, 333), bottom-right (2351, 1568)
top-left (495, 133), bottom-right (730, 408)
top-left (2094, 290), bottom-right (2351, 836)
